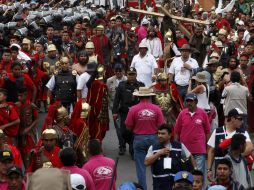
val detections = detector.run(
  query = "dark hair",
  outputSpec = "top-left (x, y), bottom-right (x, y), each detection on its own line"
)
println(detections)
top-left (158, 124), bottom-right (172, 134)
top-left (10, 46), bottom-right (19, 52)
top-left (172, 187), bottom-right (192, 190)
top-left (192, 170), bottom-right (203, 177)
top-left (230, 71), bottom-right (241, 83)
top-left (231, 134), bottom-right (246, 151)
top-left (11, 62), bottom-right (22, 70)
top-left (3, 48), bottom-right (11, 54)
top-left (88, 139), bottom-right (102, 156)
top-left (59, 148), bottom-right (77, 166)
top-left (228, 56), bottom-right (239, 67)
top-left (216, 158), bottom-right (232, 170)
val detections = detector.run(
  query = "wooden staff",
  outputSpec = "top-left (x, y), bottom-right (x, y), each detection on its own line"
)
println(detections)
top-left (129, 7), bottom-right (211, 25)
top-left (129, 7), bottom-right (191, 38)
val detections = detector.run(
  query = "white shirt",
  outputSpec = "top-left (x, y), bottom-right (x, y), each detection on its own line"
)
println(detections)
top-left (141, 38), bottom-right (163, 58)
top-left (77, 72), bottom-right (91, 98)
top-left (168, 56), bottom-right (199, 86)
top-left (131, 53), bottom-right (158, 87)
top-left (207, 126), bottom-right (251, 148)
top-left (146, 142), bottom-right (191, 158)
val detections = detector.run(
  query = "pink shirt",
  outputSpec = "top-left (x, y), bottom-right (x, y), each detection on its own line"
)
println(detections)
top-left (138, 26), bottom-right (147, 44)
top-left (125, 100), bottom-right (165, 135)
top-left (82, 155), bottom-right (116, 190)
top-left (61, 166), bottom-right (96, 190)
top-left (174, 108), bottom-right (211, 154)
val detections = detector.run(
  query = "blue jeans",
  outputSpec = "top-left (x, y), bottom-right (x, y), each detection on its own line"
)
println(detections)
top-left (193, 154), bottom-right (206, 175)
top-left (133, 134), bottom-right (158, 190)
top-left (176, 85), bottom-right (188, 100)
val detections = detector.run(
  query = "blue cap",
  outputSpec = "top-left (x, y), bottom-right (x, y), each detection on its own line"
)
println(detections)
top-left (174, 171), bottom-right (193, 184)
top-left (185, 93), bottom-right (198, 101)
top-left (114, 64), bottom-right (123, 70)
top-left (208, 185), bottom-right (226, 190)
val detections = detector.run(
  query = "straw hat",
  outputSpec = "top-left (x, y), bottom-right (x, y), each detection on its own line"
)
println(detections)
top-left (192, 72), bottom-right (207, 83)
top-left (179, 44), bottom-right (192, 51)
top-left (47, 44), bottom-right (57, 52)
top-left (133, 87), bottom-right (156, 96)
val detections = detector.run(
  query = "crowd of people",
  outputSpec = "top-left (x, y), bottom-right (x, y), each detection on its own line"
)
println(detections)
top-left (0, 0), bottom-right (254, 189)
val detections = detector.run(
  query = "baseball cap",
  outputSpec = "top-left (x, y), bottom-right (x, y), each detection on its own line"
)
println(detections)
top-left (70, 174), bottom-right (86, 190)
top-left (127, 67), bottom-right (137, 74)
top-left (174, 171), bottom-right (193, 184)
top-left (7, 166), bottom-right (23, 176)
top-left (208, 185), bottom-right (226, 190)
top-left (185, 93), bottom-right (198, 101)
top-left (0, 150), bottom-right (13, 162)
top-left (114, 64), bottom-right (123, 70)
top-left (227, 108), bottom-right (243, 117)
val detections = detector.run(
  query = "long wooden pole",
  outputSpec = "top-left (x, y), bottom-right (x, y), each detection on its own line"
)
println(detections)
top-left (129, 7), bottom-right (211, 25)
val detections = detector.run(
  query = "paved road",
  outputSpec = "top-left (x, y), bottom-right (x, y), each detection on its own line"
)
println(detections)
top-left (38, 112), bottom-right (153, 189)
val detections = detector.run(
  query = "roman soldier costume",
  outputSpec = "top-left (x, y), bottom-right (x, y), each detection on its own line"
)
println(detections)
top-left (152, 71), bottom-right (183, 126)
top-left (87, 65), bottom-right (109, 141)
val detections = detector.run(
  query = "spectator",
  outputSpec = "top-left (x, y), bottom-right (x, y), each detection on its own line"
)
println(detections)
top-left (5, 166), bottom-right (25, 190)
top-left (222, 71), bottom-right (249, 127)
top-left (125, 87), bottom-right (165, 190)
top-left (173, 171), bottom-right (193, 190)
top-left (175, 93), bottom-right (210, 175)
top-left (168, 44), bottom-right (199, 99)
top-left (192, 170), bottom-right (204, 190)
top-left (145, 124), bottom-right (196, 190)
top-left (225, 134), bottom-right (252, 188)
top-left (83, 139), bottom-right (116, 190)
top-left (207, 108), bottom-right (253, 182)
top-left (70, 174), bottom-right (86, 190)
top-left (206, 159), bottom-right (245, 190)
top-left (60, 147), bottom-right (96, 190)
top-left (131, 41), bottom-right (158, 87)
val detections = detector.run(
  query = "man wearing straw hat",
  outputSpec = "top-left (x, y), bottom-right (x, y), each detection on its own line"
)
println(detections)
top-left (168, 44), bottom-right (199, 100)
top-left (125, 87), bottom-right (165, 190)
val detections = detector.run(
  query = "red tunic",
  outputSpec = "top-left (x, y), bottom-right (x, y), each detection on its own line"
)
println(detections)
top-left (92, 35), bottom-right (110, 65)
top-left (87, 80), bottom-right (109, 141)
top-left (32, 68), bottom-right (47, 101)
top-left (0, 103), bottom-right (20, 138)
top-left (27, 146), bottom-right (63, 172)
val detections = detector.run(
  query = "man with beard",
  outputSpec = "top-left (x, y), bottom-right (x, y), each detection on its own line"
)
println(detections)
top-left (27, 129), bottom-right (63, 172)
top-left (72, 51), bottom-right (89, 75)
top-left (46, 57), bottom-right (77, 111)
top-left (141, 26), bottom-right (163, 60)
top-left (145, 124), bottom-right (196, 190)
top-left (85, 42), bottom-right (104, 65)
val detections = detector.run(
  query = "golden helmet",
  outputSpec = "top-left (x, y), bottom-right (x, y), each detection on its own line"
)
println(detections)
top-left (80, 102), bottom-right (91, 118)
top-left (157, 72), bottom-right (168, 80)
top-left (55, 106), bottom-right (69, 122)
top-left (165, 30), bottom-right (173, 42)
top-left (96, 65), bottom-right (105, 80)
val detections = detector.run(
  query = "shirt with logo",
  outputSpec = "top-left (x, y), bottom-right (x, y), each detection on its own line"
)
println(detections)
top-left (174, 108), bottom-right (211, 154)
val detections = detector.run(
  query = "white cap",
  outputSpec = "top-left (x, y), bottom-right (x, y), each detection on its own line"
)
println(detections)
top-left (141, 18), bottom-right (149, 25)
top-left (139, 41), bottom-right (148, 49)
top-left (85, 41), bottom-right (94, 49)
top-left (70, 174), bottom-right (86, 190)
top-left (47, 44), bottom-right (57, 52)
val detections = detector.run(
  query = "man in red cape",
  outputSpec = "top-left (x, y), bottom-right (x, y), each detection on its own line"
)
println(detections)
top-left (86, 66), bottom-right (109, 141)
